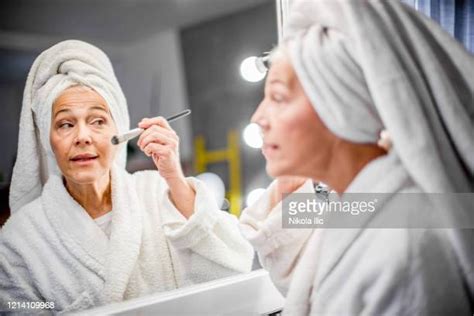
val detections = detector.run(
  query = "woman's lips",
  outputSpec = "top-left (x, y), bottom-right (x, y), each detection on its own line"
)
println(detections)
top-left (262, 144), bottom-right (279, 158)
top-left (70, 155), bottom-right (98, 165)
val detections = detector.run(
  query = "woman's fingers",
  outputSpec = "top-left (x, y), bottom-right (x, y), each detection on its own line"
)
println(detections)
top-left (136, 116), bottom-right (183, 181)
top-left (137, 117), bottom-right (183, 179)
top-left (143, 142), bottom-right (170, 158)
top-left (137, 125), bottom-right (178, 151)
top-left (138, 116), bottom-right (172, 130)
top-left (269, 176), bottom-right (309, 210)
top-left (276, 176), bottom-right (308, 193)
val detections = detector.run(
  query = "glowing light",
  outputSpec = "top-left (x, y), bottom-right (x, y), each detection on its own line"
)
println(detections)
top-left (196, 172), bottom-right (225, 208)
top-left (243, 123), bottom-right (263, 149)
top-left (240, 56), bottom-right (266, 82)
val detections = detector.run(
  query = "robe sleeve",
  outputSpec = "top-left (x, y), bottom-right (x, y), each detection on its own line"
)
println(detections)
top-left (160, 177), bottom-right (254, 285)
top-left (239, 179), bottom-right (315, 296)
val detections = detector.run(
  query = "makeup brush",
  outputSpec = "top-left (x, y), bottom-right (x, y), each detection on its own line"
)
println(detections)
top-left (111, 109), bottom-right (191, 145)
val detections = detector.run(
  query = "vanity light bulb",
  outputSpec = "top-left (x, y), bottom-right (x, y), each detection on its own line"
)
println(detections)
top-left (243, 123), bottom-right (263, 149)
top-left (240, 56), bottom-right (266, 82)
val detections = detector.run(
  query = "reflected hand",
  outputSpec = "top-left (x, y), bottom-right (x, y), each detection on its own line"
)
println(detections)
top-left (270, 176), bottom-right (309, 210)
top-left (137, 117), bottom-right (183, 181)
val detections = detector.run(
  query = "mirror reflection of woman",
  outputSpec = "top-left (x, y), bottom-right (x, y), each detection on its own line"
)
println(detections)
top-left (0, 40), bottom-right (253, 313)
top-left (240, 1), bottom-right (474, 315)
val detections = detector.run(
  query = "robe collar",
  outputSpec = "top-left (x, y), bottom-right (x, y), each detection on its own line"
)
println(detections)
top-left (315, 152), bottom-right (411, 288)
top-left (42, 164), bottom-right (143, 303)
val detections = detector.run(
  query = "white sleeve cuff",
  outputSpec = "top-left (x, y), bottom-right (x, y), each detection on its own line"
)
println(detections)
top-left (160, 177), bottom-right (223, 249)
top-left (240, 179), bottom-right (315, 256)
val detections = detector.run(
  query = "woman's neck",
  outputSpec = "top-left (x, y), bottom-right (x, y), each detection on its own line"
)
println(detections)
top-left (319, 141), bottom-right (387, 194)
top-left (64, 173), bottom-right (112, 219)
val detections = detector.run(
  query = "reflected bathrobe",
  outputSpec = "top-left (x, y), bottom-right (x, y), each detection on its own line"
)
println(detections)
top-left (240, 153), bottom-right (473, 315)
top-left (0, 167), bottom-right (254, 313)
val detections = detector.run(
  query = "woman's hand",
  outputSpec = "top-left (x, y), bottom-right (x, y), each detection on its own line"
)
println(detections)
top-left (269, 176), bottom-right (309, 211)
top-left (138, 117), bottom-right (195, 218)
top-left (138, 116), bottom-right (183, 180)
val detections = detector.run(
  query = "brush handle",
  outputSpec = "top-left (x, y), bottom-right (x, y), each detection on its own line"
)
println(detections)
top-left (111, 109), bottom-right (191, 145)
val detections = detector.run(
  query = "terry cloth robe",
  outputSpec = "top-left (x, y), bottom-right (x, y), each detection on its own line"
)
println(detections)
top-left (0, 166), bottom-right (254, 313)
top-left (240, 152), bottom-right (472, 315)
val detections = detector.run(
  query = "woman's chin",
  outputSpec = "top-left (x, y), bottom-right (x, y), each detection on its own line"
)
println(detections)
top-left (266, 161), bottom-right (303, 179)
top-left (265, 163), bottom-right (285, 178)
top-left (64, 169), bottom-right (108, 185)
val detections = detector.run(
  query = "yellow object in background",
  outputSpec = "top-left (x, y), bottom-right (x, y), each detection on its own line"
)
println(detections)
top-left (194, 130), bottom-right (242, 216)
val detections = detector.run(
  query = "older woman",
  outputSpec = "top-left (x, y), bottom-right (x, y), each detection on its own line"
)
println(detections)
top-left (0, 40), bottom-right (253, 313)
top-left (240, 0), bottom-right (473, 315)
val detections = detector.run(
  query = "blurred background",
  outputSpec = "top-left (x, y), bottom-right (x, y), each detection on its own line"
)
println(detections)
top-left (0, 0), bottom-right (278, 225)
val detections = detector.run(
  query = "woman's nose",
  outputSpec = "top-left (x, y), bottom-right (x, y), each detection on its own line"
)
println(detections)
top-left (74, 125), bottom-right (92, 146)
top-left (251, 101), bottom-right (269, 130)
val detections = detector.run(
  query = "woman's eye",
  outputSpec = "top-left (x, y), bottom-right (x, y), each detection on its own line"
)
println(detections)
top-left (92, 119), bottom-right (105, 126)
top-left (59, 122), bottom-right (73, 129)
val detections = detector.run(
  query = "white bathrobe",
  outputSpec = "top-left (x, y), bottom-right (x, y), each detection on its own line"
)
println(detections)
top-left (240, 152), bottom-right (472, 315)
top-left (0, 166), bottom-right (254, 313)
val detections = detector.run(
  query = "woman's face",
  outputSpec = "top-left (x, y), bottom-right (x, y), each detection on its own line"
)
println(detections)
top-left (50, 86), bottom-right (118, 185)
top-left (251, 54), bottom-right (338, 179)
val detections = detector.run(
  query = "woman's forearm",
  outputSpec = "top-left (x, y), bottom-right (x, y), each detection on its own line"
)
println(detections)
top-left (167, 177), bottom-right (196, 219)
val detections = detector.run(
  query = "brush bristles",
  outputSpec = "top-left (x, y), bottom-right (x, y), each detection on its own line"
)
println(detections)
top-left (111, 136), bottom-right (120, 145)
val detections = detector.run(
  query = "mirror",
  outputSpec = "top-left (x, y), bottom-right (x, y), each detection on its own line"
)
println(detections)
top-left (0, 0), bottom-right (278, 313)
